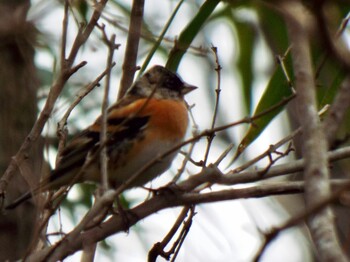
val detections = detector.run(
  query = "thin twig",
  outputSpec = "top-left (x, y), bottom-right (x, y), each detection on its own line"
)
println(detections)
top-left (112, 93), bottom-right (296, 196)
top-left (170, 206), bottom-right (195, 262)
top-left (99, 24), bottom-right (118, 191)
top-left (101, 13), bottom-right (210, 57)
top-left (173, 143), bottom-right (195, 182)
top-left (40, 190), bottom-right (116, 262)
top-left (60, 0), bottom-right (69, 66)
top-left (232, 127), bottom-right (301, 174)
top-left (56, 63), bottom-right (116, 160)
top-left (27, 179), bottom-right (348, 261)
top-left (24, 139), bottom-right (350, 261)
top-left (0, 0), bottom-right (109, 200)
top-left (214, 143), bottom-right (235, 166)
top-left (275, 46), bottom-right (293, 89)
top-left (312, 0), bottom-right (350, 73)
top-left (66, 0), bottom-right (108, 66)
top-left (138, 0), bottom-right (185, 76)
top-left (172, 102), bottom-right (200, 182)
top-left (202, 46), bottom-right (222, 167)
top-left (253, 178), bottom-right (350, 261)
top-left (148, 206), bottom-right (192, 262)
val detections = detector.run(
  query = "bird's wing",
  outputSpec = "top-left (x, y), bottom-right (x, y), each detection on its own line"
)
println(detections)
top-left (5, 99), bottom-right (151, 209)
top-left (40, 98), bottom-right (152, 190)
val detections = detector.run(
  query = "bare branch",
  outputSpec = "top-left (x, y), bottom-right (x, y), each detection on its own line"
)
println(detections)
top-left (56, 63), bottom-right (116, 159)
top-left (148, 206), bottom-right (194, 262)
top-left (28, 177), bottom-right (350, 261)
top-left (118, 0), bottom-right (145, 99)
top-left (282, 2), bottom-right (346, 261)
top-left (311, 0), bottom-right (350, 73)
top-left (23, 181), bottom-right (300, 261)
top-left (180, 144), bottom-right (350, 192)
top-left (323, 77), bottom-right (350, 146)
top-left (23, 137), bottom-right (350, 261)
top-left (232, 127), bottom-right (301, 173)
top-left (98, 25), bottom-right (118, 191)
top-left (0, 0), bottom-right (109, 200)
top-left (110, 93), bottom-right (295, 196)
top-left (202, 46), bottom-right (222, 167)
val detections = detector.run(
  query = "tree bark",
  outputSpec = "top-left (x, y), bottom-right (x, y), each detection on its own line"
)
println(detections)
top-left (0, 1), bottom-right (41, 260)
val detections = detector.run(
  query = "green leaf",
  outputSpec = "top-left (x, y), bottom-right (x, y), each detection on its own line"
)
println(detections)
top-left (138, 0), bottom-right (186, 77)
top-left (73, 0), bottom-right (88, 22)
top-left (229, 4), bottom-right (293, 161)
top-left (256, 4), bottom-right (289, 54)
top-left (234, 16), bottom-right (256, 114)
top-left (166, 0), bottom-right (220, 72)
top-left (316, 59), bottom-right (346, 108)
top-left (234, 55), bottom-right (293, 160)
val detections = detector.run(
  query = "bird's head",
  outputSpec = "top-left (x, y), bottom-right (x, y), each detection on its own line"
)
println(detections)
top-left (127, 65), bottom-right (197, 100)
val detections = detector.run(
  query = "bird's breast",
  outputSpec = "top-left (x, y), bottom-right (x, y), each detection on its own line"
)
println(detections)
top-left (107, 98), bottom-right (189, 187)
top-left (145, 99), bottom-right (189, 141)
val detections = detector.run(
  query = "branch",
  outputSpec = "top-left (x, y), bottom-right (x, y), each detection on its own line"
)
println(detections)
top-left (0, 0), bottom-right (109, 201)
top-left (26, 181), bottom-right (305, 261)
top-left (202, 46), bottom-right (222, 167)
top-left (118, 0), bottom-right (145, 99)
top-left (56, 62), bottom-right (116, 159)
top-left (98, 24), bottom-right (119, 191)
top-left (323, 77), bottom-right (350, 146)
top-left (148, 206), bottom-right (195, 262)
top-left (312, 0), bottom-right (350, 73)
top-left (24, 139), bottom-right (350, 261)
top-left (282, 2), bottom-right (346, 261)
top-left (108, 92), bottom-right (295, 196)
top-left (254, 178), bottom-right (350, 261)
top-left (180, 144), bottom-right (350, 193)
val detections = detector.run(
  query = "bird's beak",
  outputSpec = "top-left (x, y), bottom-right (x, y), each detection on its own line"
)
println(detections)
top-left (181, 82), bottom-right (198, 95)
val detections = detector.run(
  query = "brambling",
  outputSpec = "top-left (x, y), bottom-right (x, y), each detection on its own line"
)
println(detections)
top-left (6, 65), bottom-right (197, 209)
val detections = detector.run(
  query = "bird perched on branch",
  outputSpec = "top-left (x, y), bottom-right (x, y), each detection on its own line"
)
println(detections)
top-left (6, 65), bottom-right (197, 209)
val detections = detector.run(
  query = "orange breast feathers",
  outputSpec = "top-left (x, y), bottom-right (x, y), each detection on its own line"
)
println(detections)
top-left (106, 98), bottom-right (189, 141)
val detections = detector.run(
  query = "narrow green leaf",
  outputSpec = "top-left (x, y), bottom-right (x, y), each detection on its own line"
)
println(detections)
top-left (229, 4), bottom-right (293, 161)
top-left (74, 0), bottom-right (88, 22)
top-left (234, 56), bottom-right (293, 160)
top-left (317, 62), bottom-right (346, 108)
top-left (166, 0), bottom-right (220, 71)
top-left (138, 0), bottom-right (185, 77)
top-left (256, 4), bottom-right (289, 54)
top-left (234, 17), bottom-right (255, 114)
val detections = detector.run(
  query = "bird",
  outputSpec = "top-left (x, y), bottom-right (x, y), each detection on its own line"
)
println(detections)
top-left (5, 65), bottom-right (197, 209)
